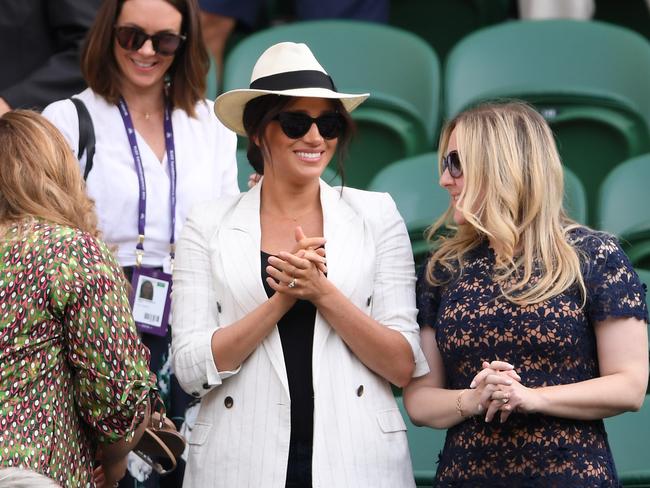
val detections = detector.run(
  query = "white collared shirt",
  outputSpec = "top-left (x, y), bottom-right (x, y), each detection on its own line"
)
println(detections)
top-left (44, 88), bottom-right (239, 269)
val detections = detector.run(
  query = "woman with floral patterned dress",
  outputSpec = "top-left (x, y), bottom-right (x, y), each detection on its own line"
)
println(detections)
top-left (0, 110), bottom-right (158, 487)
top-left (403, 101), bottom-right (649, 487)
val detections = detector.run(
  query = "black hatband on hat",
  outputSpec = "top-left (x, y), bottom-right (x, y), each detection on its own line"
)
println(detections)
top-left (249, 70), bottom-right (337, 92)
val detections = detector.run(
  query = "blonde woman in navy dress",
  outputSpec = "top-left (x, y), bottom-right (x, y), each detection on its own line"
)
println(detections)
top-left (404, 101), bottom-right (648, 487)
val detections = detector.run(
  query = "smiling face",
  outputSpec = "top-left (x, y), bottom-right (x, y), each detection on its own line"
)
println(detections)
top-left (114, 0), bottom-right (182, 95)
top-left (261, 97), bottom-right (339, 184)
top-left (440, 128), bottom-right (467, 225)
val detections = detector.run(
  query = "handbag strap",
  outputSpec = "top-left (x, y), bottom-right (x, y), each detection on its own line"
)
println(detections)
top-left (134, 428), bottom-right (177, 475)
top-left (69, 97), bottom-right (96, 180)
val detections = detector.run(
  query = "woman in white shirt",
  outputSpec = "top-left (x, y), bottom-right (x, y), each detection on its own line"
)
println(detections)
top-left (172, 41), bottom-right (429, 488)
top-left (43, 0), bottom-right (238, 485)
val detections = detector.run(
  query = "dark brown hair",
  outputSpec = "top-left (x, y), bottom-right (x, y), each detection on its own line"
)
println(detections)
top-left (242, 95), bottom-right (355, 183)
top-left (81, 0), bottom-right (208, 116)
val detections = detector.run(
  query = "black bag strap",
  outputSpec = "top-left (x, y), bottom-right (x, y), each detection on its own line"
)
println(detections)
top-left (70, 97), bottom-right (96, 180)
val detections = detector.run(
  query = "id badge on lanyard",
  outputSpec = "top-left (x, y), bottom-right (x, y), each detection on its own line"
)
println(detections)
top-left (131, 266), bottom-right (172, 336)
top-left (119, 97), bottom-right (177, 336)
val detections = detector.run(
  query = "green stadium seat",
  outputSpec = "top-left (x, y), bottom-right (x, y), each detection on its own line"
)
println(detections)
top-left (563, 165), bottom-right (588, 225)
top-left (396, 395), bottom-right (446, 487)
top-left (605, 395), bottom-right (650, 487)
top-left (444, 20), bottom-right (650, 224)
top-left (206, 54), bottom-right (218, 100)
top-left (366, 152), bottom-right (448, 265)
top-left (597, 153), bottom-right (650, 268)
top-left (222, 19), bottom-right (440, 188)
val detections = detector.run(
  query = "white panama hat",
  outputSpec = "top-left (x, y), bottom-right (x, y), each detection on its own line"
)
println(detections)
top-left (214, 42), bottom-right (369, 135)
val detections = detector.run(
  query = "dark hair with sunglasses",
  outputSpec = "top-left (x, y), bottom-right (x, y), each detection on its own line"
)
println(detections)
top-left (81, 0), bottom-right (208, 116)
top-left (441, 150), bottom-right (463, 179)
top-left (242, 95), bottom-right (355, 180)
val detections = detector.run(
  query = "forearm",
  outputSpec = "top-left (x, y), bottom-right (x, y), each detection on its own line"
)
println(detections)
top-left (403, 385), bottom-right (471, 429)
top-left (211, 293), bottom-right (294, 371)
top-left (313, 282), bottom-right (415, 386)
top-left (532, 373), bottom-right (646, 419)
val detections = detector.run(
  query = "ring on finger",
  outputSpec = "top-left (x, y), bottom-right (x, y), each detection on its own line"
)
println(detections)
top-left (288, 278), bottom-right (297, 288)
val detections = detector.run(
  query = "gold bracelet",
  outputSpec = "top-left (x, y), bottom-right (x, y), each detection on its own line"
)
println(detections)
top-left (456, 389), bottom-right (469, 418)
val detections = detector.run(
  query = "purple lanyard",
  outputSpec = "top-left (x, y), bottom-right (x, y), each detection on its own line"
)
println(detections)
top-left (118, 97), bottom-right (177, 268)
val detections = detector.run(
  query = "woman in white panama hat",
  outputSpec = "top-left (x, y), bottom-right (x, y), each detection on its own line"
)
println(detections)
top-left (171, 41), bottom-right (429, 487)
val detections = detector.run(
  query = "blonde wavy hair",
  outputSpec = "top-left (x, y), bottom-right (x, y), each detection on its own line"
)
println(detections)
top-left (0, 110), bottom-right (100, 238)
top-left (426, 101), bottom-right (586, 305)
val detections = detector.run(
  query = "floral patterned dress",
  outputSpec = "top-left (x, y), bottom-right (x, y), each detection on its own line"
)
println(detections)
top-left (0, 220), bottom-right (157, 487)
top-left (417, 228), bottom-right (648, 487)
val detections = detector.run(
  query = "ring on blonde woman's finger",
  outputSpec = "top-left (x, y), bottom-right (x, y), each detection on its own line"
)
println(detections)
top-left (288, 278), bottom-right (297, 288)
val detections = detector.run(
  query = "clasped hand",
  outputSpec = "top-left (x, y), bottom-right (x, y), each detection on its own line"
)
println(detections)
top-left (467, 360), bottom-right (538, 423)
top-left (265, 226), bottom-right (329, 302)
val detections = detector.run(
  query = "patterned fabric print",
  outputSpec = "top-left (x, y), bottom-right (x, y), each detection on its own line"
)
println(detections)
top-left (0, 221), bottom-right (157, 487)
top-left (417, 228), bottom-right (648, 488)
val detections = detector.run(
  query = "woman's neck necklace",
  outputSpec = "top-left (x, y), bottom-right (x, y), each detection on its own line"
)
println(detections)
top-left (121, 89), bottom-right (165, 121)
top-left (132, 108), bottom-right (163, 121)
top-left (262, 206), bottom-right (321, 223)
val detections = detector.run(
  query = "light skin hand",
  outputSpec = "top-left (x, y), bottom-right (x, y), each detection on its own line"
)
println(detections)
top-left (485, 376), bottom-right (544, 423)
top-left (470, 360), bottom-right (520, 387)
top-left (291, 226), bottom-right (327, 273)
top-left (247, 172), bottom-right (261, 189)
top-left (266, 250), bottom-right (329, 301)
top-left (468, 361), bottom-right (522, 420)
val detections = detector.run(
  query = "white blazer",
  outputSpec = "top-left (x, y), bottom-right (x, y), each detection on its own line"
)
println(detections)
top-left (172, 179), bottom-right (429, 488)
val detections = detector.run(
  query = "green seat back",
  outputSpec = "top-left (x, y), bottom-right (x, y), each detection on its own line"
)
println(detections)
top-left (367, 152), bottom-right (448, 263)
top-left (396, 395), bottom-right (445, 487)
top-left (605, 395), bottom-right (650, 485)
top-left (597, 153), bottom-right (650, 267)
top-left (563, 165), bottom-right (588, 225)
top-left (206, 54), bottom-right (218, 100)
top-left (598, 153), bottom-right (650, 236)
top-left (235, 148), bottom-right (252, 192)
top-left (444, 20), bottom-right (650, 224)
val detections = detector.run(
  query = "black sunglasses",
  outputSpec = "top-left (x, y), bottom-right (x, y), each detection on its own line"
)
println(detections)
top-left (114, 26), bottom-right (186, 56)
top-left (274, 112), bottom-right (345, 140)
top-left (442, 150), bottom-right (463, 178)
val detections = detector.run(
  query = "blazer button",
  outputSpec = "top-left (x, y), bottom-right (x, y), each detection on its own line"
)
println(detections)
top-left (356, 385), bottom-right (364, 397)
top-left (191, 391), bottom-right (200, 398)
top-left (202, 382), bottom-right (210, 390)
top-left (224, 396), bottom-right (234, 408)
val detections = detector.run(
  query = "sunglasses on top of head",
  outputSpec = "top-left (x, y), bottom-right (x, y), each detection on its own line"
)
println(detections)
top-left (273, 111), bottom-right (345, 140)
top-left (114, 25), bottom-right (186, 56)
top-left (442, 150), bottom-right (463, 178)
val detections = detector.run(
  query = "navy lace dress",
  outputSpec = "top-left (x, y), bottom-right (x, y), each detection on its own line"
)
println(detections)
top-left (417, 229), bottom-right (648, 487)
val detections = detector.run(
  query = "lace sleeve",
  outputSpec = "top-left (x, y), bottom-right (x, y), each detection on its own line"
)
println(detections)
top-left (583, 233), bottom-right (649, 323)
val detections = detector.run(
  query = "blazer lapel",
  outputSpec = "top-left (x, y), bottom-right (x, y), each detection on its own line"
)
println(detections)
top-left (312, 181), bottom-right (367, 378)
top-left (218, 180), bottom-right (290, 397)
